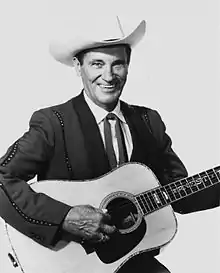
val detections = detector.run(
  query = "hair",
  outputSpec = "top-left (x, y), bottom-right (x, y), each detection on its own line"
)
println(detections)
top-left (74, 44), bottom-right (131, 65)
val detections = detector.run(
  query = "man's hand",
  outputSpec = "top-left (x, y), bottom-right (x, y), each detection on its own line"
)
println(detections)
top-left (62, 205), bottom-right (117, 244)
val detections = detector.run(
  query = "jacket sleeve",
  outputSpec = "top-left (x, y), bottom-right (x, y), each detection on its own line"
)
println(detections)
top-left (148, 109), bottom-right (220, 214)
top-left (0, 110), bottom-right (72, 247)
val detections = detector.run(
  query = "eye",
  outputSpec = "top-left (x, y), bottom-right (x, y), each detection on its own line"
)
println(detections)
top-left (113, 63), bottom-right (127, 72)
top-left (92, 62), bottom-right (104, 68)
top-left (114, 64), bottom-right (124, 69)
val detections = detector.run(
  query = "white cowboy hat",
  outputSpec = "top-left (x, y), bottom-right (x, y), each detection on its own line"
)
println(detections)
top-left (49, 16), bottom-right (146, 67)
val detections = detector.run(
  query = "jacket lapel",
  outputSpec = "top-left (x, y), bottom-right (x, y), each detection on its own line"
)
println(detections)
top-left (120, 101), bottom-right (158, 168)
top-left (71, 93), bottom-right (110, 178)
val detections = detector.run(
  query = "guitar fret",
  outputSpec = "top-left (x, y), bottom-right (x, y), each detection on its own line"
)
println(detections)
top-left (156, 188), bottom-right (168, 206)
top-left (161, 187), bottom-right (172, 202)
top-left (136, 196), bottom-right (145, 214)
top-left (214, 166), bottom-right (220, 180)
top-left (170, 183), bottom-right (181, 199)
top-left (142, 193), bottom-right (152, 212)
top-left (180, 179), bottom-right (193, 195)
top-left (186, 177), bottom-right (198, 193)
top-left (136, 195), bottom-right (148, 214)
top-left (164, 184), bottom-right (177, 201)
top-left (207, 169), bottom-right (218, 184)
top-left (150, 190), bottom-right (159, 207)
top-left (197, 173), bottom-right (207, 189)
top-left (150, 191), bottom-right (160, 209)
top-left (192, 176), bottom-right (200, 191)
top-left (141, 194), bottom-right (151, 212)
top-left (145, 192), bottom-right (156, 211)
top-left (174, 180), bottom-right (187, 197)
top-left (200, 172), bottom-right (212, 186)
top-left (192, 174), bottom-right (205, 190)
top-left (151, 190), bottom-right (163, 208)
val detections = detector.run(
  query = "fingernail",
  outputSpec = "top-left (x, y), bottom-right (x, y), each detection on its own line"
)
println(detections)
top-left (102, 209), bottom-right (108, 213)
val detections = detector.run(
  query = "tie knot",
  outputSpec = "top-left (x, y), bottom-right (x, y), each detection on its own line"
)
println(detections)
top-left (106, 113), bottom-right (117, 120)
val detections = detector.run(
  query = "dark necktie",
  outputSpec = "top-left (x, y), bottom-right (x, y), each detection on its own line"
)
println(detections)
top-left (104, 113), bottom-right (128, 169)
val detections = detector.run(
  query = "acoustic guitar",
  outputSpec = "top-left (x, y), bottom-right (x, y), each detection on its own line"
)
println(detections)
top-left (2, 163), bottom-right (220, 273)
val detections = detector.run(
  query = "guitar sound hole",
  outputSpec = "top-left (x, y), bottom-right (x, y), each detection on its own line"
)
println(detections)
top-left (106, 197), bottom-right (138, 231)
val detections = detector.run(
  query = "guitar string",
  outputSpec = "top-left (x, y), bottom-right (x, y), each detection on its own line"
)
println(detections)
top-left (106, 171), bottom-right (220, 216)
top-left (106, 183), bottom-right (202, 214)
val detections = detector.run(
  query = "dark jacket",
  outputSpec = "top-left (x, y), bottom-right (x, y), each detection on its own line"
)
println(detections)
top-left (0, 93), bottom-right (219, 248)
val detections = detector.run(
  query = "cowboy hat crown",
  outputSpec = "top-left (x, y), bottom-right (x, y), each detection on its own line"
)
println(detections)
top-left (49, 16), bottom-right (146, 67)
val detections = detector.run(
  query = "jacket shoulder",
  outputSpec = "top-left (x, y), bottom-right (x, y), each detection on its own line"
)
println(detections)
top-left (29, 98), bottom-right (76, 128)
top-left (34, 98), bottom-right (73, 116)
top-left (122, 101), bottom-right (164, 129)
top-left (121, 101), bottom-right (159, 116)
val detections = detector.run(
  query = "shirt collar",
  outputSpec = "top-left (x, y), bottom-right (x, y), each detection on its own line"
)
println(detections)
top-left (83, 91), bottom-right (126, 124)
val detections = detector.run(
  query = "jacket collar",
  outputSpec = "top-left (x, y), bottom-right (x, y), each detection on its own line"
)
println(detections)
top-left (83, 90), bottom-right (127, 124)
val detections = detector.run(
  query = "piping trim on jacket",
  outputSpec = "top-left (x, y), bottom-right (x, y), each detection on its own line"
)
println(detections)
top-left (0, 141), bottom-right (19, 167)
top-left (52, 110), bottom-right (73, 177)
top-left (0, 183), bottom-right (56, 226)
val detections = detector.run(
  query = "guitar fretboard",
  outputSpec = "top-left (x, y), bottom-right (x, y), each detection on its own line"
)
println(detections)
top-left (135, 166), bottom-right (220, 215)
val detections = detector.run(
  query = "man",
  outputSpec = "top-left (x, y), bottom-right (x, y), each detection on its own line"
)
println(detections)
top-left (0, 17), bottom-right (219, 273)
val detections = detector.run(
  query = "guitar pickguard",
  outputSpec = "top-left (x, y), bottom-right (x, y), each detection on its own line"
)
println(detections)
top-left (96, 217), bottom-right (146, 263)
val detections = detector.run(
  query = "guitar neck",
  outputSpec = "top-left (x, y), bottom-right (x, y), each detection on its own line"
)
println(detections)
top-left (136, 166), bottom-right (220, 215)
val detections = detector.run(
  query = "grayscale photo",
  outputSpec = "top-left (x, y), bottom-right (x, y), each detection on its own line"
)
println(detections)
top-left (0, 1), bottom-right (219, 272)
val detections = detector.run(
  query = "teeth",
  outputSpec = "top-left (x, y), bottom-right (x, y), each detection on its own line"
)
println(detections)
top-left (100, 85), bottom-right (115, 88)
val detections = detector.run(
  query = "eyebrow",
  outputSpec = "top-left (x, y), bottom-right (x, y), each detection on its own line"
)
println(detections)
top-left (112, 59), bottom-right (126, 65)
top-left (89, 59), bottom-right (127, 65)
top-left (89, 59), bottom-right (105, 63)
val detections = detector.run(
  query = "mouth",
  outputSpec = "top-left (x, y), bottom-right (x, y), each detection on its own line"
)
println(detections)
top-left (99, 84), bottom-right (118, 91)
top-left (99, 84), bottom-right (116, 88)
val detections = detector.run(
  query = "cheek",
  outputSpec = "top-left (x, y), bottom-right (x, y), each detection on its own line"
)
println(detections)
top-left (117, 68), bottom-right (128, 81)
top-left (118, 73), bottom-right (127, 84)
top-left (84, 69), bottom-right (102, 84)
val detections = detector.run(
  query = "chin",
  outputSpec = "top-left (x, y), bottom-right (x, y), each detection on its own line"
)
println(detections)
top-left (102, 89), bottom-right (121, 99)
top-left (100, 98), bottom-right (119, 111)
top-left (102, 93), bottom-right (120, 103)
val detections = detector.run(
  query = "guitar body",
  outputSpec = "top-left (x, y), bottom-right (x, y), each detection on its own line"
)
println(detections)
top-left (4, 163), bottom-right (177, 273)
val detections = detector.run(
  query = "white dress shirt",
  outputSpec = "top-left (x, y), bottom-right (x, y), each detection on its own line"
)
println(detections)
top-left (84, 92), bottom-right (133, 163)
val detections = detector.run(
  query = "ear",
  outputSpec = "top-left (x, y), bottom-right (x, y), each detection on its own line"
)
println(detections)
top-left (72, 57), bottom-right (81, 77)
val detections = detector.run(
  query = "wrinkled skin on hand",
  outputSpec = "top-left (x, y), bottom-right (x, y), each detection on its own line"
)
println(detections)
top-left (62, 205), bottom-right (117, 244)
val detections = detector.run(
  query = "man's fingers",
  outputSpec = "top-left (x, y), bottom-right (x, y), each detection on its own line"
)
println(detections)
top-left (100, 209), bottom-right (117, 234)
top-left (101, 224), bottom-right (117, 234)
top-left (97, 232), bottom-right (110, 243)
top-left (101, 211), bottom-right (111, 222)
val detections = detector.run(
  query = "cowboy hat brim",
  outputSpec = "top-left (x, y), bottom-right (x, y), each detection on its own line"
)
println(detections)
top-left (49, 20), bottom-right (146, 67)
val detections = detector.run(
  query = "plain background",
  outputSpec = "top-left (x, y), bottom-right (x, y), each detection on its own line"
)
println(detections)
top-left (0, 0), bottom-right (219, 272)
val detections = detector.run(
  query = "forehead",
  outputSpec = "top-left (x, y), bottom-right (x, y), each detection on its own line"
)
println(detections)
top-left (83, 46), bottom-right (128, 62)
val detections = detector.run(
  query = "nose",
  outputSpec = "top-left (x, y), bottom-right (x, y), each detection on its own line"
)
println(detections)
top-left (102, 66), bottom-right (114, 82)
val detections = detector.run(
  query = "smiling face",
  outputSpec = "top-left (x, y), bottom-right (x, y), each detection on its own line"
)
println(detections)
top-left (74, 45), bottom-right (130, 111)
